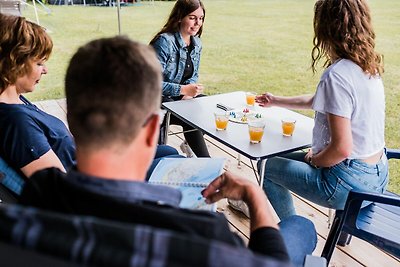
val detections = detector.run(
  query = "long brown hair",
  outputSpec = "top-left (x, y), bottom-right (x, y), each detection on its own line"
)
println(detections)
top-left (150, 0), bottom-right (205, 45)
top-left (311, 0), bottom-right (383, 75)
top-left (0, 14), bottom-right (53, 93)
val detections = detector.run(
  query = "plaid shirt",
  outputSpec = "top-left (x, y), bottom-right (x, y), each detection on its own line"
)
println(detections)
top-left (0, 204), bottom-right (291, 267)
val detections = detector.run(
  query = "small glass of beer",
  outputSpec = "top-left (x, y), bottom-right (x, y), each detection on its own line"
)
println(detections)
top-left (248, 119), bottom-right (266, 143)
top-left (281, 118), bottom-right (296, 136)
top-left (246, 92), bottom-right (256, 106)
top-left (214, 111), bottom-right (230, 131)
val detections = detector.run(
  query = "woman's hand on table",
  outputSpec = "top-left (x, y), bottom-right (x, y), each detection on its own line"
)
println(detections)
top-left (180, 83), bottom-right (204, 97)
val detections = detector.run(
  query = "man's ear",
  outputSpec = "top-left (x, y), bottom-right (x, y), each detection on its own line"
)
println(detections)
top-left (145, 114), bottom-right (160, 147)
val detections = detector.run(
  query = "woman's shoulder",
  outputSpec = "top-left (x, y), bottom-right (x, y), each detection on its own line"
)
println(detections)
top-left (0, 103), bottom-right (32, 118)
top-left (0, 104), bottom-right (37, 127)
top-left (329, 59), bottom-right (362, 75)
top-left (321, 59), bottom-right (360, 81)
top-left (155, 32), bottom-right (175, 43)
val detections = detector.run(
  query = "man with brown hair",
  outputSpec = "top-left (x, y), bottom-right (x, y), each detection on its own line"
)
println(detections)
top-left (19, 36), bottom-right (316, 266)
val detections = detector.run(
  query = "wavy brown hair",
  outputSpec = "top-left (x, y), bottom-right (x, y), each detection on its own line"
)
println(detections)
top-left (0, 14), bottom-right (53, 93)
top-left (311, 0), bottom-right (383, 76)
top-left (149, 0), bottom-right (205, 45)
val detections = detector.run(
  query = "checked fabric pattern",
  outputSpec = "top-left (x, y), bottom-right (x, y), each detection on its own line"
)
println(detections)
top-left (0, 204), bottom-right (290, 267)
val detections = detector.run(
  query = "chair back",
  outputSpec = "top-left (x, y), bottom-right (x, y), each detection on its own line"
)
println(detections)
top-left (0, 156), bottom-right (25, 201)
top-left (322, 190), bottom-right (400, 263)
top-left (344, 191), bottom-right (400, 257)
top-left (322, 148), bottom-right (400, 263)
top-left (0, 204), bottom-right (291, 267)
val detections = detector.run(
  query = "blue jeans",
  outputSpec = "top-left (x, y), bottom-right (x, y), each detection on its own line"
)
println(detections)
top-left (259, 151), bottom-right (389, 220)
top-left (146, 145), bottom-right (184, 181)
top-left (279, 215), bottom-right (317, 267)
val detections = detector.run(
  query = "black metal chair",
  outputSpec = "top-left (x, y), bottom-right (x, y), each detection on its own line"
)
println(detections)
top-left (321, 148), bottom-right (400, 263)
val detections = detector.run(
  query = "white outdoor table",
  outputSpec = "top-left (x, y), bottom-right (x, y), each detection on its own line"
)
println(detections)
top-left (162, 91), bottom-right (314, 161)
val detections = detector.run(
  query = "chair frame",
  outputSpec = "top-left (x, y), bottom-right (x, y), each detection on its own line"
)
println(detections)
top-left (321, 148), bottom-right (400, 263)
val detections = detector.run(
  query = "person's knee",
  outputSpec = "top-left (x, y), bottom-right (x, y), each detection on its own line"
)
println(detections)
top-left (279, 215), bottom-right (317, 266)
top-left (279, 215), bottom-right (317, 250)
top-left (155, 145), bottom-right (179, 158)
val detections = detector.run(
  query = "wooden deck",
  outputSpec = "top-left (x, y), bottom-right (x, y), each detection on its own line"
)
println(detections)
top-left (36, 99), bottom-right (400, 267)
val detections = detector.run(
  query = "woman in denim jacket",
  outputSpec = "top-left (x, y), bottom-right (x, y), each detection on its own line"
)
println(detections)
top-left (150, 0), bottom-right (210, 157)
top-left (255, 0), bottom-right (388, 220)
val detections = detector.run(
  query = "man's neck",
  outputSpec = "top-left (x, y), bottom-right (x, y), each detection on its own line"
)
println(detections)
top-left (75, 149), bottom-right (148, 182)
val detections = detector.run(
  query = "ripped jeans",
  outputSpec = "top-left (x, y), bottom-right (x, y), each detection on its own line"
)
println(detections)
top-left (259, 151), bottom-right (389, 220)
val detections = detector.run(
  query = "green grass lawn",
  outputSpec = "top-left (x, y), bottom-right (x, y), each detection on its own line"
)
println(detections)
top-left (23, 0), bottom-right (400, 193)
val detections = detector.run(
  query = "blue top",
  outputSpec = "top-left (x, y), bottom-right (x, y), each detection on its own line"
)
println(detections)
top-left (0, 95), bottom-right (76, 173)
top-left (151, 32), bottom-right (202, 97)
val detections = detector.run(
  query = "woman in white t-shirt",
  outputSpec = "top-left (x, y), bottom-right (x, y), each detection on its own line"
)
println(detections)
top-left (256, 0), bottom-right (388, 220)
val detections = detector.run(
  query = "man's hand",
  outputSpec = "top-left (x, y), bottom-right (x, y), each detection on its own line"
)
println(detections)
top-left (202, 171), bottom-right (257, 204)
top-left (202, 171), bottom-right (279, 231)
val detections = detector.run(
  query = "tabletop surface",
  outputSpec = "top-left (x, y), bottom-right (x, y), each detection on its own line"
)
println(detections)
top-left (162, 91), bottom-right (314, 160)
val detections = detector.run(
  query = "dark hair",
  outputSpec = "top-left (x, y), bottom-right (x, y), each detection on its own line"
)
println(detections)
top-left (65, 36), bottom-right (162, 149)
top-left (0, 14), bottom-right (53, 93)
top-left (150, 0), bottom-right (205, 45)
top-left (311, 0), bottom-right (383, 75)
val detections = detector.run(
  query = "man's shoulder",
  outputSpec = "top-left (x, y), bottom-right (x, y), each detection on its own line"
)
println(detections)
top-left (19, 167), bottom-right (66, 204)
top-left (31, 167), bottom-right (66, 181)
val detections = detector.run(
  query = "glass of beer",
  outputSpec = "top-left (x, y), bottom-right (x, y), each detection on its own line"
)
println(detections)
top-left (248, 119), bottom-right (266, 143)
top-left (214, 111), bottom-right (230, 131)
top-left (246, 92), bottom-right (256, 106)
top-left (281, 118), bottom-right (296, 136)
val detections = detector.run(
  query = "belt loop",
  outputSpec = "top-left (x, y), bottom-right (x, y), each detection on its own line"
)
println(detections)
top-left (376, 164), bottom-right (380, 176)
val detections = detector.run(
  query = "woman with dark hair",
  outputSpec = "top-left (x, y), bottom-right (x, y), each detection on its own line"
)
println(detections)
top-left (0, 14), bottom-right (179, 194)
top-left (150, 0), bottom-right (210, 158)
top-left (256, 0), bottom-right (388, 220)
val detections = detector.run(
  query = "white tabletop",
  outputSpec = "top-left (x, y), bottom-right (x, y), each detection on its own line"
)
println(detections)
top-left (162, 91), bottom-right (314, 160)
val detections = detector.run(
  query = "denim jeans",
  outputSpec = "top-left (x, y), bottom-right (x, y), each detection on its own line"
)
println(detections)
top-left (146, 145), bottom-right (184, 181)
top-left (259, 151), bottom-right (389, 220)
top-left (279, 215), bottom-right (317, 267)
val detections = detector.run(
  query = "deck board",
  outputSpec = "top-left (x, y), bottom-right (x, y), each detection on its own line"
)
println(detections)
top-left (36, 99), bottom-right (400, 267)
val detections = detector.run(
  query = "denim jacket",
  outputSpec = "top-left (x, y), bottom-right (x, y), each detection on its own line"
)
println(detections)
top-left (152, 32), bottom-right (202, 97)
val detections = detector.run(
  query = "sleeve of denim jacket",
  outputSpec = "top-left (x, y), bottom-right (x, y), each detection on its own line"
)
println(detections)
top-left (152, 36), bottom-right (182, 97)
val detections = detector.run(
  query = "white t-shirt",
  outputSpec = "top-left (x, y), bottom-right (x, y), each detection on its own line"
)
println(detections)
top-left (311, 59), bottom-right (385, 159)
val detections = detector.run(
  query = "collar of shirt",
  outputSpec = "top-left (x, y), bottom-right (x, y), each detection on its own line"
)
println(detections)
top-left (63, 167), bottom-right (182, 208)
top-left (175, 31), bottom-right (198, 48)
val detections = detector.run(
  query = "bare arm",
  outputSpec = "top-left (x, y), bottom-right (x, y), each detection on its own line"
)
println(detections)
top-left (305, 113), bottom-right (352, 168)
top-left (21, 149), bottom-right (66, 178)
top-left (256, 93), bottom-right (314, 110)
top-left (202, 171), bottom-right (278, 232)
